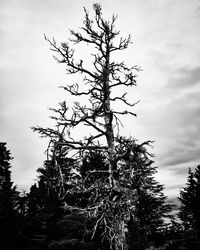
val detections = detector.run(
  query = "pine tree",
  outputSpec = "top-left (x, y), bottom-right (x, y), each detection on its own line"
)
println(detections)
top-left (24, 154), bottom-right (79, 249)
top-left (114, 137), bottom-right (173, 249)
top-left (0, 142), bottom-right (20, 249)
top-left (179, 165), bottom-right (200, 249)
top-left (25, 159), bottom-right (65, 248)
top-left (193, 165), bottom-right (200, 233)
top-left (179, 168), bottom-right (196, 231)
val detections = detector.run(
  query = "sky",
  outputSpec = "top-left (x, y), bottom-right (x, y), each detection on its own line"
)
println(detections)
top-left (0, 0), bottom-right (200, 201)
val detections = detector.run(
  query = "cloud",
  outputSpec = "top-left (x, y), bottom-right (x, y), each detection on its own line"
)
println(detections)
top-left (131, 65), bottom-right (200, 176)
top-left (157, 90), bottom-right (200, 166)
top-left (0, 0), bottom-right (200, 199)
top-left (155, 167), bottom-right (187, 199)
top-left (168, 67), bottom-right (200, 89)
top-left (158, 64), bottom-right (200, 166)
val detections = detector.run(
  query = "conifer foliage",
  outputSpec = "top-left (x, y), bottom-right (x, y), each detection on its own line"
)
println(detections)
top-left (179, 165), bottom-right (200, 249)
top-left (24, 158), bottom-right (70, 248)
top-left (116, 138), bottom-right (173, 249)
top-left (0, 142), bottom-right (20, 249)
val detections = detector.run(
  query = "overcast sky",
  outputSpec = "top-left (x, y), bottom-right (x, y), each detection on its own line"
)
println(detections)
top-left (0, 0), bottom-right (200, 200)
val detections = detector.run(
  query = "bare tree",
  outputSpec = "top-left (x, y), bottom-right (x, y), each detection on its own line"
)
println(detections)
top-left (33, 3), bottom-right (142, 249)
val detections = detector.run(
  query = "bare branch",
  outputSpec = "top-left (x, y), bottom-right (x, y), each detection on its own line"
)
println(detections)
top-left (60, 84), bottom-right (98, 96)
top-left (110, 93), bottom-right (140, 107)
top-left (85, 133), bottom-right (105, 145)
top-left (45, 35), bottom-right (99, 80)
top-left (91, 213), bottom-right (104, 239)
top-left (113, 110), bottom-right (137, 116)
top-left (110, 35), bottom-right (132, 52)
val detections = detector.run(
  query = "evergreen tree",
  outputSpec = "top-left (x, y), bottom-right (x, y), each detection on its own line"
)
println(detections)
top-left (24, 159), bottom-right (64, 248)
top-left (179, 165), bottom-right (200, 249)
top-left (47, 139), bottom-right (172, 250)
top-left (164, 219), bottom-right (185, 250)
top-left (193, 165), bottom-right (200, 233)
top-left (0, 142), bottom-right (20, 249)
top-left (24, 154), bottom-right (78, 249)
top-left (115, 137), bottom-right (173, 249)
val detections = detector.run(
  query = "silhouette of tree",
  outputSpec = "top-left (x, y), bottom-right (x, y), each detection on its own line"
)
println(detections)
top-left (23, 152), bottom-right (85, 249)
top-left (52, 143), bottom-right (173, 250)
top-left (179, 165), bottom-right (200, 249)
top-left (163, 219), bottom-right (185, 250)
top-left (31, 3), bottom-right (173, 249)
top-left (24, 159), bottom-right (69, 249)
top-left (0, 142), bottom-right (20, 249)
top-left (32, 3), bottom-right (141, 249)
top-left (114, 137), bottom-right (173, 249)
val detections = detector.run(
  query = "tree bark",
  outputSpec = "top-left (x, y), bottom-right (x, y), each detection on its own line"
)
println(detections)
top-left (103, 40), bottom-right (115, 189)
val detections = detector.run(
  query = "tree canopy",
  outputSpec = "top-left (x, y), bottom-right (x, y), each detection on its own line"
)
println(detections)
top-left (179, 165), bottom-right (200, 249)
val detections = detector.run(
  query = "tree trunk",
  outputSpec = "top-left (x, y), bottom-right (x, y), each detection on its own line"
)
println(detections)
top-left (104, 44), bottom-right (115, 189)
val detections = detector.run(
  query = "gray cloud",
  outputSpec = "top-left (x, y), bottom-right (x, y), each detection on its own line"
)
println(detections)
top-left (195, 4), bottom-right (200, 15)
top-left (170, 67), bottom-right (200, 89)
top-left (138, 70), bottom-right (200, 170)
top-left (162, 151), bottom-right (200, 168)
top-left (172, 164), bottom-right (198, 177)
top-left (158, 92), bottom-right (200, 167)
top-left (1, 0), bottom-right (200, 199)
top-left (167, 197), bottom-right (180, 209)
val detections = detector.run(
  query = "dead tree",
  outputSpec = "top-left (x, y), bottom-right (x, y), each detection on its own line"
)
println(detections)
top-left (33, 3), bottom-right (141, 249)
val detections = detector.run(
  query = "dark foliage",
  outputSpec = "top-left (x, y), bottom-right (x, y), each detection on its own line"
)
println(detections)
top-left (23, 159), bottom-right (67, 249)
top-left (0, 142), bottom-right (21, 249)
top-left (117, 138), bottom-right (173, 249)
top-left (178, 165), bottom-right (200, 249)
